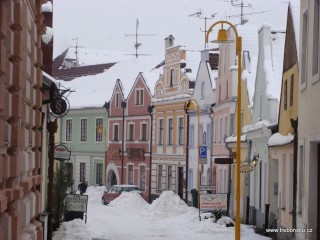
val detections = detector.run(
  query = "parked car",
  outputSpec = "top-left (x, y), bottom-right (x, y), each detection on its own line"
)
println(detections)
top-left (102, 184), bottom-right (141, 205)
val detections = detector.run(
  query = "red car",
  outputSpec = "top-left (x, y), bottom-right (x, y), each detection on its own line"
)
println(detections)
top-left (102, 184), bottom-right (142, 205)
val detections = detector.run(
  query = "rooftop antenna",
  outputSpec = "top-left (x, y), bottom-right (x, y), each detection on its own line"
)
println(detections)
top-left (225, 9), bottom-right (271, 25)
top-left (125, 18), bottom-right (157, 58)
top-left (188, 10), bottom-right (218, 48)
top-left (226, 0), bottom-right (253, 25)
top-left (72, 37), bottom-right (79, 66)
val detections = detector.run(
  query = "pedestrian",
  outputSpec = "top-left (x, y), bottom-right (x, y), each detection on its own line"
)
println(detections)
top-left (78, 181), bottom-right (88, 195)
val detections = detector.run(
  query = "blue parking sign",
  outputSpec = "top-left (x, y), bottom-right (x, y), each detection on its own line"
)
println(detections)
top-left (199, 146), bottom-right (207, 158)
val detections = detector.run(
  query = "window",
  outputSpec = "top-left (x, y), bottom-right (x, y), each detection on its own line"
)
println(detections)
top-left (201, 82), bottom-right (205, 98)
top-left (96, 118), bottom-right (103, 142)
top-left (290, 74), bottom-right (294, 107)
top-left (168, 118), bottom-right (173, 145)
top-left (219, 118), bottom-right (222, 143)
top-left (128, 124), bottom-right (134, 141)
top-left (200, 125), bottom-right (204, 145)
top-left (66, 119), bottom-right (72, 141)
top-left (188, 169), bottom-right (193, 191)
top-left (113, 124), bottom-right (119, 141)
top-left (80, 163), bottom-right (86, 182)
top-left (96, 163), bottom-right (102, 184)
top-left (284, 80), bottom-right (287, 110)
top-left (141, 123), bottom-right (147, 141)
top-left (115, 93), bottom-right (119, 107)
top-left (224, 116), bottom-right (228, 137)
top-left (301, 11), bottom-right (308, 87)
top-left (158, 165), bottom-right (163, 190)
top-left (128, 165), bottom-right (134, 185)
top-left (206, 124), bottom-right (211, 146)
top-left (190, 125), bottom-right (194, 147)
top-left (178, 118), bottom-right (184, 145)
top-left (312, 0), bottom-right (319, 78)
top-left (139, 165), bottom-right (146, 191)
top-left (80, 119), bottom-right (87, 142)
top-left (135, 89), bottom-right (144, 105)
top-left (158, 119), bottom-right (164, 145)
top-left (167, 166), bottom-right (173, 190)
top-left (230, 114), bottom-right (234, 135)
top-left (170, 69), bottom-right (174, 87)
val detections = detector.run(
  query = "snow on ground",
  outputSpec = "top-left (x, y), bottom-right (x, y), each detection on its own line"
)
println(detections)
top-left (53, 187), bottom-right (271, 240)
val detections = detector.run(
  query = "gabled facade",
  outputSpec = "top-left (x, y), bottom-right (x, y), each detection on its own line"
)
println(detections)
top-left (187, 49), bottom-right (217, 205)
top-left (267, 2), bottom-right (299, 239)
top-left (243, 25), bottom-right (285, 229)
top-left (106, 74), bottom-right (152, 201)
top-left (297, 0), bottom-right (320, 239)
top-left (150, 36), bottom-right (196, 201)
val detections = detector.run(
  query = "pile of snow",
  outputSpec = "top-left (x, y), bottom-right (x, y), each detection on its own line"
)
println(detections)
top-left (268, 132), bottom-right (294, 146)
top-left (109, 191), bottom-right (149, 211)
top-left (53, 219), bottom-right (91, 240)
top-left (148, 191), bottom-right (192, 217)
top-left (217, 216), bottom-right (234, 226)
top-left (86, 186), bottom-right (105, 204)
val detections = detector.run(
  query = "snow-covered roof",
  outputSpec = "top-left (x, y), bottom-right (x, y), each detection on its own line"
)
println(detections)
top-left (206, 62), bottom-right (217, 90)
top-left (242, 120), bottom-right (271, 133)
top-left (225, 135), bottom-right (247, 143)
top-left (61, 55), bottom-right (164, 109)
top-left (268, 132), bottom-right (294, 146)
top-left (64, 47), bottom-right (136, 66)
top-left (42, 2), bottom-right (52, 12)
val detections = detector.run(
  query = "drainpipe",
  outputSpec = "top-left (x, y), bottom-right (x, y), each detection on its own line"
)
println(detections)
top-left (147, 105), bottom-right (154, 203)
top-left (291, 118), bottom-right (298, 229)
top-left (121, 101), bottom-right (126, 184)
top-left (184, 102), bottom-right (190, 204)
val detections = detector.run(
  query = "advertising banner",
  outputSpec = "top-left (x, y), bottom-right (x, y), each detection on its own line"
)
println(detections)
top-left (200, 193), bottom-right (227, 211)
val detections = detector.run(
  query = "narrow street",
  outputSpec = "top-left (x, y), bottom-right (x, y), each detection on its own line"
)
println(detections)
top-left (53, 187), bottom-right (270, 240)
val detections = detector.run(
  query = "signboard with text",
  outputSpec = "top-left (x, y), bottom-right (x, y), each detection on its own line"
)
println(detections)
top-left (65, 194), bottom-right (88, 212)
top-left (54, 144), bottom-right (71, 161)
top-left (200, 193), bottom-right (227, 211)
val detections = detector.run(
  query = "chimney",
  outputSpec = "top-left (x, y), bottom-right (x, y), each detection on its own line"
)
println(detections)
top-left (165, 35), bottom-right (175, 50)
top-left (201, 49), bottom-right (210, 62)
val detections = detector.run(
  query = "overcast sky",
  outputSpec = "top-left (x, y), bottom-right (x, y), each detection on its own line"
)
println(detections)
top-left (52, 0), bottom-right (288, 58)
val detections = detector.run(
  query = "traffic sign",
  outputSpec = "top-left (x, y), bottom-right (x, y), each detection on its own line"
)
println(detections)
top-left (199, 146), bottom-right (207, 158)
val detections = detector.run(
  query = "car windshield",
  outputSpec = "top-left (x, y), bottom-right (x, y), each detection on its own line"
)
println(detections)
top-left (122, 186), bottom-right (140, 192)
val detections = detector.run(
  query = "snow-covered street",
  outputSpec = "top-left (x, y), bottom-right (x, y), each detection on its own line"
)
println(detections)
top-left (53, 187), bottom-right (270, 240)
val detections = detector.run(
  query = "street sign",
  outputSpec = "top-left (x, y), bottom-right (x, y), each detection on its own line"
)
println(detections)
top-left (199, 146), bottom-right (207, 158)
top-left (215, 158), bottom-right (233, 164)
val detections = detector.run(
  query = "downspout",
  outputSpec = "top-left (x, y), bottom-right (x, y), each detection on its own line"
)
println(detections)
top-left (184, 102), bottom-right (190, 204)
top-left (147, 105), bottom-right (154, 203)
top-left (291, 118), bottom-right (298, 229)
top-left (121, 101), bottom-right (126, 184)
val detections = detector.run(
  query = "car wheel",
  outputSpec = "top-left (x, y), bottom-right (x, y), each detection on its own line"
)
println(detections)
top-left (102, 198), bottom-right (106, 205)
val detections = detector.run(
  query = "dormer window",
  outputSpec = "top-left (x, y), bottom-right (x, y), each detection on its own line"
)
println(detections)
top-left (115, 93), bottom-right (119, 108)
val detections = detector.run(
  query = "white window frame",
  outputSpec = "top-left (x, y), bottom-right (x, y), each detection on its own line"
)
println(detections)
top-left (115, 92), bottom-right (119, 108)
top-left (167, 165), bottom-right (173, 190)
top-left (139, 165), bottom-right (146, 191)
top-left (80, 118), bottom-right (87, 142)
top-left (65, 118), bottom-right (72, 142)
top-left (95, 117), bottom-right (103, 142)
top-left (128, 123), bottom-right (135, 141)
top-left (113, 123), bottom-right (119, 141)
top-left (178, 117), bottom-right (184, 145)
top-left (168, 118), bottom-right (173, 145)
top-left (135, 88), bottom-right (144, 106)
top-left (158, 118), bottom-right (164, 145)
top-left (158, 165), bottom-right (163, 190)
top-left (311, 0), bottom-right (320, 84)
top-left (140, 122), bottom-right (148, 141)
top-left (127, 164), bottom-right (134, 185)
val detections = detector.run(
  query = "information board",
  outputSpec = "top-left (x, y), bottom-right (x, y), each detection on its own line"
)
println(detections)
top-left (200, 193), bottom-right (227, 211)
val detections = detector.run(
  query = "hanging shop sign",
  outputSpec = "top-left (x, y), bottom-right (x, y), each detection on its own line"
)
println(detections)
top-left (49, 96), bottom-right (70, 118)
top-left (240, 164), bottom-right (254, 173)
top-left (65, 194), bottom-right (88, 223)
top-left (54, 144), bottom-right (71, 161)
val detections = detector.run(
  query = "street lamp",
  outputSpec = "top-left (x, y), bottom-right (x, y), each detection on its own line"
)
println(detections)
top-left (97, 125), bottom-right (107, 185)
top-left (185, 99), bottom-right (201, 221)
top-left (206, 21), bottom-right (242, 240)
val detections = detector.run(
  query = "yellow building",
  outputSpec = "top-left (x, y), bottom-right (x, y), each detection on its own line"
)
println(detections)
top-left (150, 36), bottom-right (198, 201)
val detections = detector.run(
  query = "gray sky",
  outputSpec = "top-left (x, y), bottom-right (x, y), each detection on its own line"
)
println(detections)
top-left (52, 0), bottom-right (288, 58)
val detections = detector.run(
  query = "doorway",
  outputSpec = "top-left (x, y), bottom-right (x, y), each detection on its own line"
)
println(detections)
top-left (178, 167), bottom-right (184, 199)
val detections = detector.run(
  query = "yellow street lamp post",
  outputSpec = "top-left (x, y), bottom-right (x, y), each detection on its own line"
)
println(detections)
top-left (97, 125), bottom-right (107, 185)
top-left (205, 21), bottom-right (242, 240)
top-left (185, 99), bottom-right (201, 220)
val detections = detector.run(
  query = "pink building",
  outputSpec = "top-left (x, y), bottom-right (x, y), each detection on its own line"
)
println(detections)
top-left (106, 74), bottom-right (153, 201)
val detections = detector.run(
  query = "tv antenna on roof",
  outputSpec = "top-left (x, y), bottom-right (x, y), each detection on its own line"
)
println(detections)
top-left (188, 10), bottom-right (218, 48)
top-left (71, 37), bottom-right (79, 66)
top-left (125, 18), bottom-right (157, 58)
top-left (224, 0), bottom-right (255, 25)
